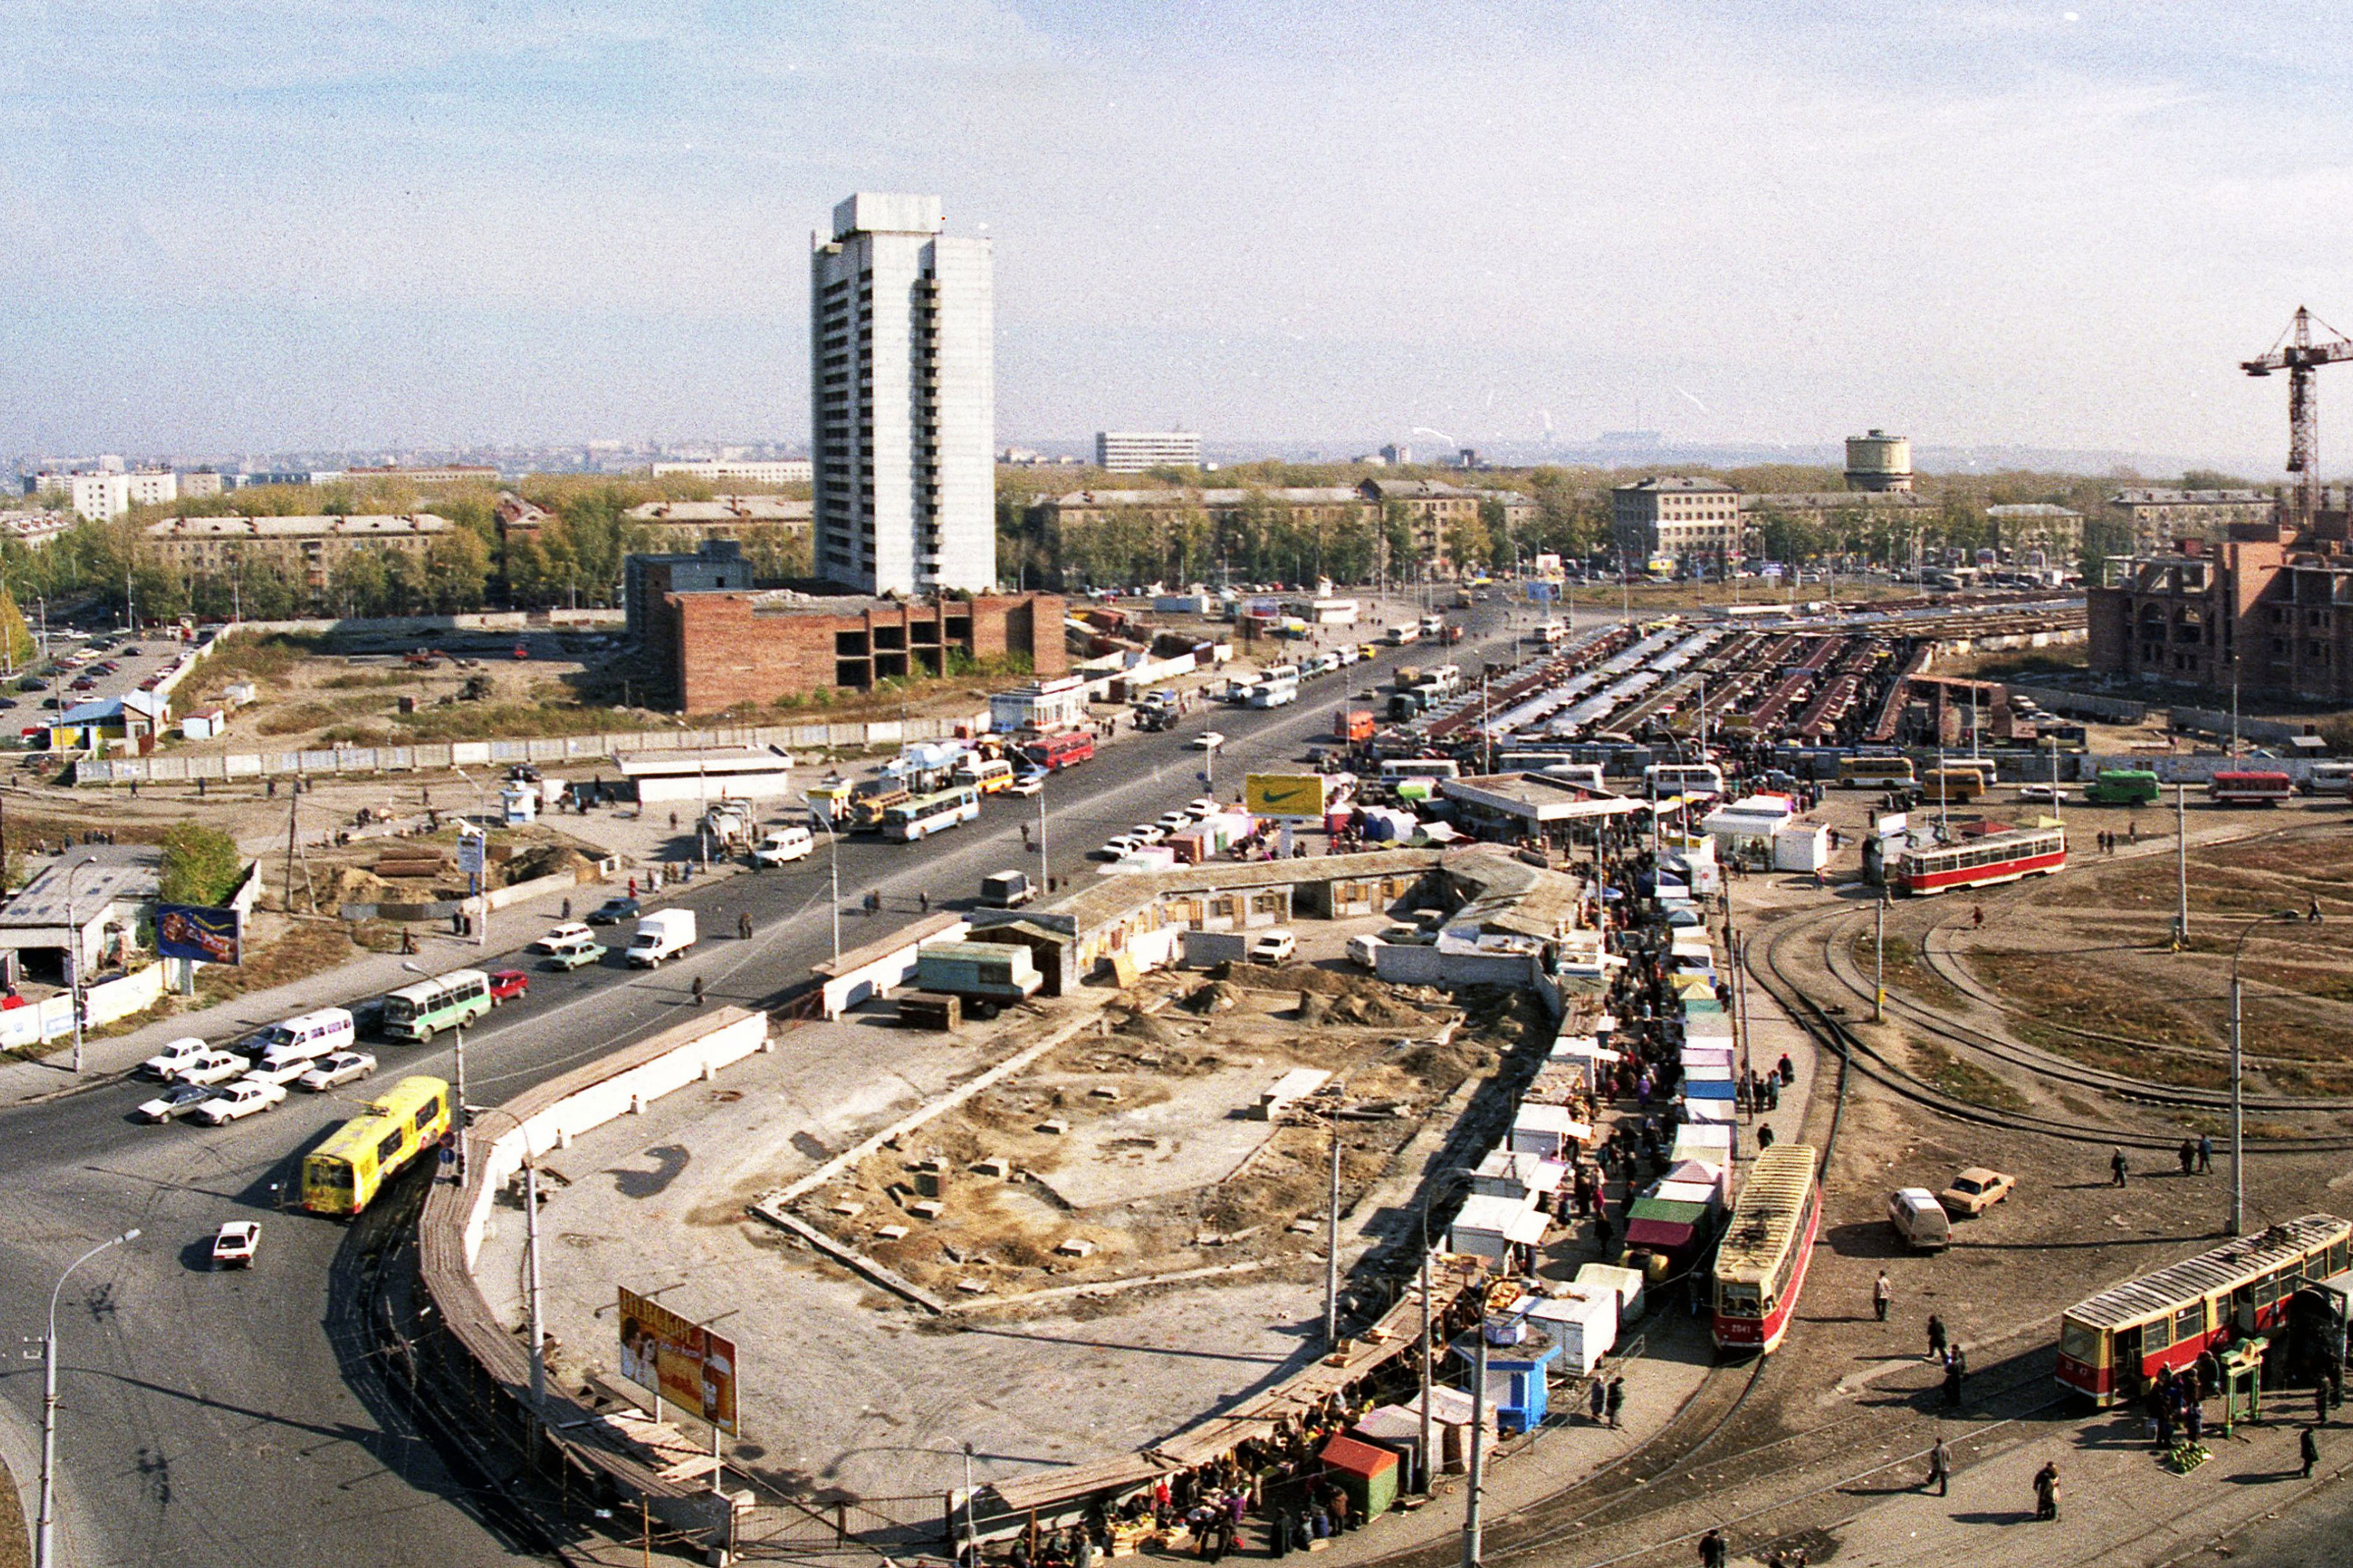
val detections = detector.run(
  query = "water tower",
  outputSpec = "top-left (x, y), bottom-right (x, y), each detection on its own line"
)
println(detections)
top-left (1844, 430), bottom-right (1913, 493)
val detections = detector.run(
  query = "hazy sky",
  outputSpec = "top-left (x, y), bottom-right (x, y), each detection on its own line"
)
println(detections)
top-left (2, 1), bottom-right (2348, 472)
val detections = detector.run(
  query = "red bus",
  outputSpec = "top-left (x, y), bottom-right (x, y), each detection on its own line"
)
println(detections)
top-left (2057, 1215), bottom-right (2351, 1404)
top-left (1713, 1144), bottom-right (1820, 1355)
top-left (1023, 732), bottom-right (1096, 772)
top-left (2209, 769), bottom-right (2293, 806)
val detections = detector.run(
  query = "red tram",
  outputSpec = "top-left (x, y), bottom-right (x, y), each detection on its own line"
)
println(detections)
top-left (1894, 826), bottom-right (2066, 897)
top-left (2209, 770), bottom-right (2293, 806)
top-left (1712, 1144), bottom-right (1820, 1354)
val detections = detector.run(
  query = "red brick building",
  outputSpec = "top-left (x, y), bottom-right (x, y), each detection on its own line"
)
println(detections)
top-left (650, 591), bottom-right (1067, 711)
top-left (2088, 519), bottom-right (2353, 703)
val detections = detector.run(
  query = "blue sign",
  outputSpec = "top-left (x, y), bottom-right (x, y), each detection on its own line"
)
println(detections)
top-left (1524, 580), bottom-right (1559, 602)
top-left (155, 904), bottom-right (242, 966)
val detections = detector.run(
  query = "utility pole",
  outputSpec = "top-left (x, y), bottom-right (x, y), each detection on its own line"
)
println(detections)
top-left (1417, 1243), bottom-right (1433, 1494)
top-left (37, 1230), bottom-right (138, 1568)
top-left (2175, 782), bottom-right (2189, 949)
top-left (1874, 891), bottom-right (1887, 1024)
top-left (2229, 953), bottom-right (2246, 1238)
top-left (1462, 1326), bottom-right (1487, 1568)
top-left (1324, 1114), bottom-right (1342, 1348)
top-left (525, 1158), bottom-right (546, 1412)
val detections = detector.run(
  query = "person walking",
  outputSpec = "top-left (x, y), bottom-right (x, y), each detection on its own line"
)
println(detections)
top-left (2319, 1381), bottom-right (2332, 1428)
top-left (738, 911), bottom-right (753, 940)
top-left (2303, 1424), bottom-right (2321, 1479)
top-left (2179, 1138), bottom-right (2198, 1176)
top-left (1927, 1435), bottom-right (1951, 1497)
top-left (1590, 1377), bottom-right (1607, 1424)
top-left (1605, 1375), bottom-right (1626, 1430)
top-left (1698, 1529), bottom-right (1727, 1568)
top-left (1874, 1271), bottom-right (1892, 1322)
top-left (1926, 1313), bottom-right (1947, 1362)
top-left (2198, 1134), bottom-right (2214, 1173)
top-left (2111, 1147), bottom-right (2129, 1188)
top-left (1971, 904), bottom-right (1983, 930)
top-left (691, 975), bottom-right (705, 1006)
top-left (1943, 1355), bottom-right (1965, 1410)
top-left (2034, 1461), bottom-right (2060, 1521)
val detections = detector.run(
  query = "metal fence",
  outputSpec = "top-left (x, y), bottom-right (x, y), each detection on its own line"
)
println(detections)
top-left (732, 1493), bottom-right (950, 1559)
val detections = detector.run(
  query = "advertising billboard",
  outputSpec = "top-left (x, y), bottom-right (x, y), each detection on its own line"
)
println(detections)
top-left (155, 904), bottom-right (242, 966)
top-left (1244, 772), bottom-right (1337, 820)
top-left (617, 1286), bottom-right (740, 1435)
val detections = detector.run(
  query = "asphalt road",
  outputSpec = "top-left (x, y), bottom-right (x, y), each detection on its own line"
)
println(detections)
top-left (0, 598), bottom-right (1539, 1567)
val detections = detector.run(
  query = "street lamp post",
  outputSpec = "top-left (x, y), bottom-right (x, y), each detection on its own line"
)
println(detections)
top-left (803, 795), bottom-right (841, 964)
top-left (2227, 910), bottom-right (2305, 1236)
top-left (403, 960), bottom-right (468, 1181)
top-left (1415, 1167), bottom-right (1478, 1495)
top-left (63, 853), bottom-right (96, 1073)
top-left (36, 1228), bottom-right (140, 1568)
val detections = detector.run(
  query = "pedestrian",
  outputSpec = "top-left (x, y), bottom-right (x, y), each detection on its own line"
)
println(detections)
top-left (562, 896), bottom-right (572, 921)
top-left (628, 875), bottom-right (638, 899)
top-left (2111, 1147), bottom-right (2129, 1187)
top-left (2179, 1138), bottom-right (2197, 1176)
top-left (2185, 1399), bottom-right (2202, 1444)
top-left (1926, 1313), bottom-right (1947, 1362)
top-left (1943, 1359), bottom-right (1964, 1410)
top-left (1970, 904), bottom-right (1983, 930)
top-left (1927, 1434), bottom-right (1951, 1496)
top-left (2313, 897), bottom-right (2325, 924)
top-left (2320, 1381), bottom-right (2332, 1427)
top-left (2303, 1424), bottom-right (2321, 1479)
top-left (1757, 1122), bottom-right (1776, 1150)
top-left (1605, 1374), bottom-right (1625, 1429)
top-left (2198, 1134), bottom-right (2214, 1173)
top-left (920, 890), bottom-right (930, 912)
top-left (1874, 1271), bottom-right (1892, 1322)
top-left (1595, 1213), bottom-right (1615, 1258)
top-left (691, 975), bottom-right (705, 1006)
top-left (1590, 1377), bottom-right (1607, 1424)
top-left (2033, 1460), bottom-right (2059, 1521)
top-left (739, 911), bottom-right (752, 940)
top-left (1778, 1052), bottom-right (1794, 1085)
top-left (1699, 1529), bottom-right (1727, 1568)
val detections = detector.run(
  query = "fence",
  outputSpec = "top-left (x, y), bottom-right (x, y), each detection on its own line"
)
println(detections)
top-left (0, 962), bottom-right (166, 1052)
top-left (75, 711), bottom-right (993, 788)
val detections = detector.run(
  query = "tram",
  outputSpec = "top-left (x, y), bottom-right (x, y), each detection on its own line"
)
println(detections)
top-left (1712, 1144), bottom-right (1821, 1355)
top-left (1893, 826), bottom-right (2066, 897)
top-left (2209, 769), bottom-right (2294, 806)
top-left (2056, 1215), bottom-right (2351, 1405)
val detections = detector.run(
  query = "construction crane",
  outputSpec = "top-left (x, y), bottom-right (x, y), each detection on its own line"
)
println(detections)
top-left (2242, 306), bottom-right (2353, 527)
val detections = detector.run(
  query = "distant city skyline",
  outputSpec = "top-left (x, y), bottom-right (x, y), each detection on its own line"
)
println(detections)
top-left (0, 3), bottom-right (2342, 479)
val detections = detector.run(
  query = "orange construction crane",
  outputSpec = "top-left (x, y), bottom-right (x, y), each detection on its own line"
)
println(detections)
top-left (2242, 306), bottom-right (2353, 527)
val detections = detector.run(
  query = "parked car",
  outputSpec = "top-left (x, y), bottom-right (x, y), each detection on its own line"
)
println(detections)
top-left (171, 1050), bottom-right (253, 1086)
top-left (541, 935), bottom-right (604, 971)
top-left (1095, 835), bottom-right (1144, 860)
top-left (134, 1082), bottom-right (222, 1122)
top-left (1127, 823), bottom-right (1167, 845)
top-left (191, 1079), bottom-right (287, 1124)
top-left (2018, 784), bottom-right (2071, 803)
top-left (1007, 768), bottom-right (1047, 797)
top-left (1186, 797), bottom-right (1219, 820)
top-left (1888, 1187), bottom-right (1954, 1250)
top-left (295, 1051), bottom-right (378, 1092)
top-left (1156, 810), bottom-right (1192, 832)
top-left (586, 897), bottom-right (639, 926)
top-left (530, 922), bottom-right (594, 953)
top-left (140, 1035), bottom-right (213, 1079)
top-left (488, 969), bottom-right (530, 1004)
top-left (1192, 731), bottom-right (1226, 751)
top-left (211, 1221), bottom-right (260, 1268)
top-left (1248, 929), bottom-right (1298, 964)
top-left (1938, 1166), bottom-right (2017, 1217)
top-left (121, 646), bottom-right (144, 657)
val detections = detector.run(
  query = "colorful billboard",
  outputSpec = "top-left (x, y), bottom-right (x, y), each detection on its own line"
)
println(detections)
top-left (155, 904), bottom-right (242, 966)
top-left (617, 1286), bottom-right (740, 1435)
top-left (1245, 772), bottom-right (1338, 820)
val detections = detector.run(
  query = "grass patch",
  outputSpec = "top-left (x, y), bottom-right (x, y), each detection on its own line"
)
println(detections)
top-left (192, 920), bottom-right (355, 1006)
top-left (1968, 950), bottom-right (2213, 1050)
top-left (1910, 1038), bottom-right (2029, 1111)
top-left (2261, 1063), bottom-right (2353, 1098)
top-left (1850, 933), bottom-right (1964, 1011)
top-left (2012, 1017), bottom-right (2230, 1088)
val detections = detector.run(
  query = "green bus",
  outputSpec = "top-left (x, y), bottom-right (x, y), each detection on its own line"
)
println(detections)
top-left (2086, 769), bottom-right (2161, 806)
top-left (381, 967), bottom-right (494, 1042)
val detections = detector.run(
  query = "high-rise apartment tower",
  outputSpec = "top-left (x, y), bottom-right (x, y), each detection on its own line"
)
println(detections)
top-left (810, 193), bottom-right (995, 595)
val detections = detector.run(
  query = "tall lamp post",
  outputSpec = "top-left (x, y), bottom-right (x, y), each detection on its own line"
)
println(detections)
top-left (36, 1228), bottom-right (140, 1568)
top-left (402, 959), bottom-right (470, 1180)
top-left (803, 795), bottom-right (841, 964)
top-left (1415, 1167), bottom-right (1479, 1495)
top-left (63, 854), bottom-right (96, 1073)
top-left (2227, 909), bottom-right (2306, 1235)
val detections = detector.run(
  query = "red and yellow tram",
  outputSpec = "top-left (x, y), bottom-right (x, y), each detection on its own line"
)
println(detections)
top-left (1894, 826), bottom-right (2065, 897)
top-left (2056, 1215), bottom-right (2351, 1405)
top-left (1712, 1144), bottom-right (1820, 1355)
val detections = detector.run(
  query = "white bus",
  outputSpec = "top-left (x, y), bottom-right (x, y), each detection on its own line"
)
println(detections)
top-left (1379, 758), bottom-right (1462, 785)
top-left (1642, 762), bottom-right (1725, 800)
top-left (1248, 666), bottom-right (1301, 709)
top-left (883, 785), bottom-right (982, 842)
top-left (2301, 760), bottom-right (2353, 798)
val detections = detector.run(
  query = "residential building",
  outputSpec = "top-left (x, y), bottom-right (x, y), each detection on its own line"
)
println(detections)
top-left (624, 540), bottom-right (760, 646)
top-left (177, 470), bottom-right (225, 500)
top-left (2108, 488), bottom-right (2277, 551)
top-left (2088, 519), bottom-right (2353, 703)
top-left (143, 513), bottom-right (450, 591)
top-left (42, 470), bottom-right (177, 522)
top-left (1379, 444), bottom-right (1411, 466)
top-left (1611, 476), bottom-right (1743, 567)
top-left (235, 470), bottom-right (319, 489)
top-left (494, 490), bottom-right (553, 540)
top-left (646, 589), bottom-right (1065, 709)
top-left (624, 496), bottom-right (811, 543)
top-left (337, 464), bottom-right (500, 487)
top-left (0, 511), bottom-right (70, 548)
top-left (650, 458), bottom-right (813, 486)
top-left (810, 192), bottom-right (995, 595)
top-left (1036, 486), bottom-right (1370, 543)
top-left (1359, 478), bottom-right (1493, 572)
top-left (1843, 430), bottom-right (1914, 493)
top-left (1095, 431), bottom-right (1202, 473)
top-left (1984, 503), bottom-right (2085, 563)
top-left (1740, 490), bottom-right (1933, 536)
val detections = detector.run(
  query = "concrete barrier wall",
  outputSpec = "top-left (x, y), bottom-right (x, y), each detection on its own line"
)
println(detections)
top-left (0, 962), bottom-right (167, 1050)
top-left (2007, 683), bottom-right (2149, 724)
top-left (818, 919), bottom-right (972, 1017)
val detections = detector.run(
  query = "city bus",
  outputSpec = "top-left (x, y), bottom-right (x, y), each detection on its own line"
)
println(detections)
top-left (1023, 732), bottom-right (1096, 772)
top-left (1713, 1143), bottom-right (1822, 1355)
top-left (1838, 754), bottom-right (1916, 789)
top-left (2209, 769), bottom-right (2294, 806)
top-left (952, 756), bottom-right (1016, 795)
top-left (1895, 826), bottom-right (2066, 896)
top-left (2056, 1215), bottom-right (2351, 1405)
top-left (1379, 758), bottom-right (1462, 787)
top-left (1248, 665), bottom-right (1301, 709)
top-left (883, 785), bottom-right (982, 842)
top-left (381, 968), bottom-right (494, 1043)
top-left (1917, 767), bottom-right (1986, 805)
top-left (300, 1075), bottom-right (453, 1217)
top-left (1642, 762), bottom-right (1725, 800)
top-left (2086, 768), bottom-right (2161, 806)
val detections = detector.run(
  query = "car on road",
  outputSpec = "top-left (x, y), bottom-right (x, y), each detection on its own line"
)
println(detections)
top-left (211, 1221), bottom-right (260, 1268)
top-left (1007, 768), bottom-right (1047, 797)
top-left (17, 678), bottom-right (44, 692)
top-left (1095, 835), bottom-right (1144, 860)
top-left (752, 826), bottom-right (815, 867)
top-left (141, 1035), bottom-right (213, 1079)
top-left (171, 1049), bottom-right (253, 1086)
top-left (296, 1051), bottom-right (378, 1092)
top-left (1192, 731), bottom-right (1225, 751)
top-left (1127, 823), bottom-right (1168, 846)
top-left (191, 1079), bottom-right (287, 1124)
top-left (242, 1053), bottom-right (326, 1087)
top-left (121, 646), bottom-right (144, 657)
top-left (1938, 1166), bottom-right (2017, 1217)
top-left (1156, 810), bottom-right (1192, 833)
top-left (540, 935), bottom-right (604, 970)
top-left (488, 969), bottom-right (530, 1004)
top-left (2018, 784), bottom-right (2071, 802)
top-left (1248, 930), bottom-right (1298, 964)
top-left (134, 1082), bottom-right (222, 1122)
top-left (586, 897), bottom-right (639, 926)
top-left (530, 922), bottom-right (594, 953)
top-left (1186, 797), bottom-right (1219, 820)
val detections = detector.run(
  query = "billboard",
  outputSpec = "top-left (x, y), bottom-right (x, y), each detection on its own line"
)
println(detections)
top-left (1245, 772), bottom-right (1338, 820)
top-left (155, 904), bottom-right (242, 966)
top-left (617, 1286), bottom-right (740, 1435)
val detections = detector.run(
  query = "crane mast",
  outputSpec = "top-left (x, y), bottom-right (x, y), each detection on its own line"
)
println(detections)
top-left (2242, 306), bottom-right (2353, 529)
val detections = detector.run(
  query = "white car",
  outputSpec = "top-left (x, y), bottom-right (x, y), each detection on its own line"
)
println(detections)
top-left (530, 922), bottom-right (594, 954)
top-left (140, 1036), bottom-right (213, 1080)
top-left (134, 1082), bottom-right (222, 1123)
top-left (1192, 732), bottom-right (1226, 751)
top-left (1096, 835), bottom-right (1144, 860)
top-left (1156, 810), bottom-right (1193, 832)
top-left (172, 1050), bottom-right (253, 1087)
top-left (1128, 823), bottom-right (1167, 845)
top-left (296, 1051), bottom-right (378, 1093)
top-left (211, 1221), bottom-right (260, 1268)
top-left (244, 1052), bottom-right (325, 1087)
top-left (1008, 769), bottom-right (1047, 797)
top-left (752, 827), bottom-right (815, 867)
top-left (1186, 797), bottom-right (1219, 820)
top-left (2018, 783), bottom-right (2071, 802)
top-left (191, 1079), bottom-right (287, 1125)
top-left (1248, 930), bottom-right (1298, 964)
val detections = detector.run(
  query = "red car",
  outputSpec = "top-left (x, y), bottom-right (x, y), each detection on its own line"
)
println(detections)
top-left (488, 969), bottom-right (530, 1004)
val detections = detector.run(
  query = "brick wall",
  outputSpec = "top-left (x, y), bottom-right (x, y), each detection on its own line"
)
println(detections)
top-left (659, 592), bottom-right (1065, 713)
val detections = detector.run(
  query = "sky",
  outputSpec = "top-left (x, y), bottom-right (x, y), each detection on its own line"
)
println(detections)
top-left (3, 1), bottom-right (2352, 473)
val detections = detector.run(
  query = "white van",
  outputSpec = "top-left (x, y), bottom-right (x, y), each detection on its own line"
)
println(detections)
top-left (1345, 933), bottom-right (1385, 969)
top-left (1888, 1187), bottom-right (1953, 1251)
top-left (753, 825), bottom-right (815, 867)
top-left (251, 1007), bottom-right (357, 1074)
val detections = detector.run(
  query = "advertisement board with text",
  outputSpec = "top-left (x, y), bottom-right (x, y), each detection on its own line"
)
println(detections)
top-left (616, 1286), bottom-right (739, 1435)
top-left (155, 904), bottom-right (242, 966)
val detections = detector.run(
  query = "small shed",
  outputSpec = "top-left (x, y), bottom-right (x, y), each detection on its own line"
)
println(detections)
top-left (1347, 1406), bottom-right (1427, 1486)
top-left (1525, 1289), bottom-right (1618, 1374)
top-left (1508, 1102), bottom-right (1590, 1159)
top-left (1454, 1318), bottom-right (1561, 1435)
top-left (1470, 1148), bottom-right (1568, 1206)
top-left (1574, 1262), bottom-right (1647, 1324)
top-left (1771, 820), bottom-right (1831, 872)
top-left (1317, 1434), bottom-right (1399, 1523)
top-left (1448, 1193), bottom-right (1546, 1264)
top-left (1397, 1384), bottom-right (1486, 1475)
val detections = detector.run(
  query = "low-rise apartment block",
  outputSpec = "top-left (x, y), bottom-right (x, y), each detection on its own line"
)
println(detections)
top-left (144, 514), bottom-right (450, 591)
top-left (1095, 431), bottom-right (1202, 473)
top-left (650, 458), bottom-right (813, 486)
top-left (1612, 476), bottom-right (1742, 567)
top-left (1984, 503), bottom-right (2085, 563)
top-left (2108, 488), bottom-right (2277, 551)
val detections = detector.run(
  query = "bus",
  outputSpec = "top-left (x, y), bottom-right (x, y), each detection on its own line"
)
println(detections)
top-left (883, 785), bottom-right (981, 842)
top-left (1916, 768), bottom-right (1985, 805)
top-left (1379, 757), bottom-right (1461, 786)
top-left (952, 756), bottom-right (1016, 795)
top-left (1713, 1143), bottom-right (1821, 1355)
top-left (300, 1075), bottom-right (453, 1217)
top-left (850, 780), bottom-right (912, 831)
top-left (1895, 826), bottom-right (2066, 896)
top-left (1023, 732), bottom-right (1096, 772)
top-left (1642, 762), bottom-right (1725, 800)
top-left (2301, 761), bottom-right (2353, 798)
top-left (1248, 665), bottom-right (1300, 709)
top-left (2056, 1215), bottom-right (2351, 1406)
top-left (2209, 769), bottom-right (2294, 806)
top-left (2086, 768), bottom-right (2161, 806)
top-left (381, 969), bottom-right (493, 1043)
top-left (1838, 755), bottom-right (1916, 789)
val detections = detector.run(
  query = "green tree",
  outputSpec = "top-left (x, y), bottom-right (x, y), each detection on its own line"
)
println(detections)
top-left (158, 822), bottom-right (243, 907)
top-left (1379, 500), bottom-right (1415, 580)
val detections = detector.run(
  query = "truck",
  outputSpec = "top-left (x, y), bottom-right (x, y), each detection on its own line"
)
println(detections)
top-left (1438, 623), bottom-right (1465, 646)
top-left (700, 803), bottom-right (752, 849)
top-left (626, 909), bottom-right (698, 967)
top-left (979, 870), bottom-right (1036, 908)
top-left (1335, 709), bottom-right (1375, 744)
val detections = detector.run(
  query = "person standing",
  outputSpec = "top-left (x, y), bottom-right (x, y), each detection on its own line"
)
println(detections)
top-left (1926, 1435), bottom-right (1951, 1497)
top-left (2198, 1134), bottom-right (2214, 1173)
top-left (1699, 1530), bottom-right (1727, 1568)
top-left (1926, 1313), bottom-right (1947, 1362)
top-left (2303, 1424), bottom-right (2321, 1479)
top-left (2111, 1147), bottom-right (2129, 1188)
top-left (2033, 1461), bottom-right (2060, 1521)
top-left (1605, 1375), bottom-right (1626, 1430)
top-left (1590, 1378), bottom-right (1608, 1424)
top-left (1874, 1271), bottom-right (1892, 1322)
top-left (1943, 1354), bottom-right (1965, 1410)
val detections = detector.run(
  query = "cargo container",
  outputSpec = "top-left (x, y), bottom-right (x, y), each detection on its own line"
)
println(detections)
top-left (912, 940), bottom-right (1043, 1002)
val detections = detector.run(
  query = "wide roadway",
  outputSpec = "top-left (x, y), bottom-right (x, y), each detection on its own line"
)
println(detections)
top-left (0, 598), bottom-right (1535, 1567)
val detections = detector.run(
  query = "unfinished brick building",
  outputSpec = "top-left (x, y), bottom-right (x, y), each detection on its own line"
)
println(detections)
top-left (648, 590), bottom-right (1067, 711)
